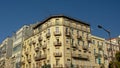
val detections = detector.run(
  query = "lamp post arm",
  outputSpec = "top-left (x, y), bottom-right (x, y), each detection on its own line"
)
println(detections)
top-left (102, 27), bottom-right (110, 34)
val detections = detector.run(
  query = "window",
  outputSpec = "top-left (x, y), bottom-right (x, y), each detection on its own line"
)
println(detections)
top-left (67, 59), bottom-right (70, 61)
top-left (98, 58), bottom-right (101, 64)
top-left (13, 44), bottom-right (21, 53)
top-left (71, 28), bottom-right (74, 34)
top-left (56, 59), bottom-right (60, 65)
top-left (97, 41), bottom-right (99, 46)
top-left (48, 29), bottom-right (50, 33)
top-left (88, 42), bottom-right (90, 47)
top-left (84, 50), bottom-right (87, 53)
top-left (82, 41), bottom-right (84, 46)
top-left (73, 48), bottom-right (76, 51)
top-left (94, 49), bottom-right (96, 54)
top-left (78, 39), bottom-right (80, 45)
top-left (77, 30), bottom-right (79, 35)
top-left (56, 38), bottom-right (59, 42)
top-left (82, 31), bottom-right (84, 37)
top-left (79, 50), bottom-right (81, 52)
top-left (66, 38), bottom-right (69, 43)
top-left (93, 40), bottom-right (95, 44)
top-left (33, 64), bottom-right (35, 68)
top-left (67, 48), bottom-right (70, 50)
top-left (56, 27), bottom-right (59, 33)
top-left (55, 19), bottom-right (59, 25)
top-left (66, 27), bottom-right (69, 33)
top-left (86, 33), bottom-right (89, 39)
top-left (101, 42), bottom-right (103, 46)
top-left (71, 39), bottom-right (74, 45)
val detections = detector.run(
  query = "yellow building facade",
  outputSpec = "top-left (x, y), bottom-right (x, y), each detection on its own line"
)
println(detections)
top-left (21, 15), bottom-right (101, 68)
top-left (91, 35), bottom-right (108, 68)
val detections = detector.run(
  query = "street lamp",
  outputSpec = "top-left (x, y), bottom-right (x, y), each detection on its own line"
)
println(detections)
top-left (97, 25), bottom-right (113, 66)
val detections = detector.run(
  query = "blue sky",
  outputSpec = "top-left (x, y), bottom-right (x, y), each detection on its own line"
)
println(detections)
top-left (0, 0), bottom-right (120, 42)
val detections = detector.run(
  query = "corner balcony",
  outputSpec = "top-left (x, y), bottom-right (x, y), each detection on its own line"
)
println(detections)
top-left (46, 33), bottom-right (51, 38)
top-left (95, 53), bottom-right (102, 58)
top-left (53, 64), bottom-right (63, 68)
top-left (35, 47), bottom-right (39, 52)
top-left (65, 31), bottom-right (71, 37)
top-left (25, 51), bottom-right (29, 55)
top-left (38, 36), bottom-right (43, 42)
top-left (82, 45), bottom-right (89, 50)
top-left (53, 52), bottom-right (62, 57)
top-left (54, 31), bottom-right (61, 36)
top-left (54, 41), bottom-right (62, 46)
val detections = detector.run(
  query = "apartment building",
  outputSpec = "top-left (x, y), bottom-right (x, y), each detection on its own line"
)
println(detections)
top-left (91, 35), bottom-right (108, 68)
top-left (12, 25), bottom-right (34, 68)
top-left (106, 37), bottom-right (119, 64)
top-left (21, 15), bottom-right (101, 68)
top-left (0, 37), bottom-right (13, 68)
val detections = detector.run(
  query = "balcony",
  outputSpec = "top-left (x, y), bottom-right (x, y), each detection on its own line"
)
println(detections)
top-left (25, 51), bottom-right (29, 55)
top-left (40, 54), bottom-right (47, 60)
top-left (54, 31), bottom-right (61, 36)
top-left (104, 54), bottom-right (108, 59)
top-left (72, 53), bottom-right (78, 58)
top-left (54, 41), bottom-right (62, 46)
top-left (53, 52), bottom-right (62, 57)
top-left (46, 33), bottom-right (51, 38)
top-left (34, 54), bottom-right (41, 61)
top-left (53, 64), bottom-right (63, 68)
top-left (71, 44), bottom-right (77, 48)
top-left (65, 31), bottom-right (71, 37)
top-left (80, 54), bottom-right (89, 60)
top-left (98, 45), bottom-right (103, 50)
top-left (34, 54), bottom-right (47, 61)
top-left (35, 47), bottom-right (39, 52)
top-left (72, 53), bottom-right (89, 60)
top-left (77, 35), bottom-right (82, 40)
top-left (95, 53), bottom-right (102, 57)
top-left (42, 44), bottom-right (47, 49)
top-left (27, 58), bottom-right (31, 63)
top-left (38, 36), bottom-right (43, 42)
top-left (82, 45), bottom-right (89, 50)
